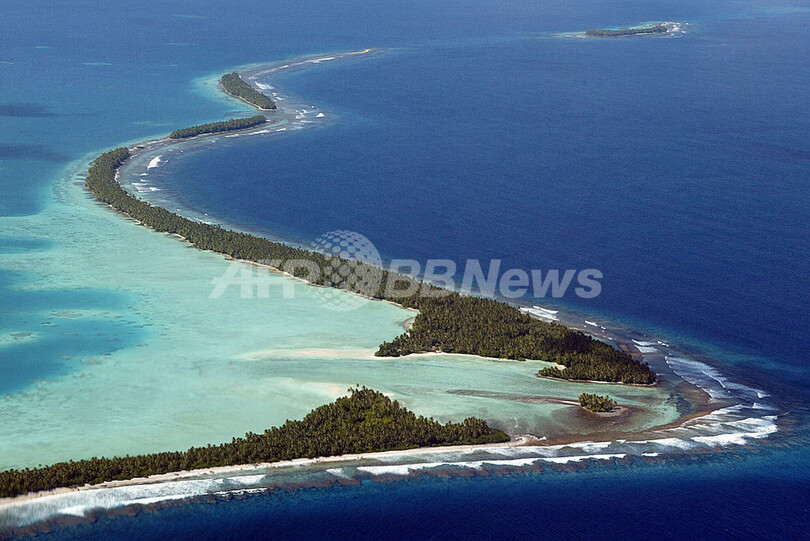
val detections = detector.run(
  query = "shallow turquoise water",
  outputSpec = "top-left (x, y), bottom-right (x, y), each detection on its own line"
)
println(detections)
top-left (0, 158), bottom-right (683, 470)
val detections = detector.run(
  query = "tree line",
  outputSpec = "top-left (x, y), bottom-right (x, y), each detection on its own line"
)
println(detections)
top-left (220, 72), bottom-right (276, 110)
top-left (586, 25), bottom-right (667, 37)
top-left (84, 147), bottom-right (655, 385)
top-left (169, 115), bottom-right (267, 139)
top-left (381, 294), bottom-right (656, 384)
top-left (0, 388), bottom-right (508, 498)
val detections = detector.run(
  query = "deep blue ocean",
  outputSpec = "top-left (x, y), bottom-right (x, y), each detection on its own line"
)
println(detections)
top-left (2, 0), bottom-right (809, 538)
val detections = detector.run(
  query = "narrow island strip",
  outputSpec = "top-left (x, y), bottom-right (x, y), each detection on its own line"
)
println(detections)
top-left (0, 388), bottom-right (508, 499)
top-left (1, 56), bottom-right (667, 500)
top-left (220, 72), bottom-right (277, 110)
top-left (90, 146), bottom-right (658, 384)
top-left (169, 115), bottom-right (267, 139)
top-left (0, 52), bottom-right (735, 511)
top-left (89, 93), bottom-right (658, 387)
top-left (585, 24), bottom-right (668, 37)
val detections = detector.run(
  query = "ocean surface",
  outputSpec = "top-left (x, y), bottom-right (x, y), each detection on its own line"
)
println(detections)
top-left (1, 0), bottom-right (809, 538)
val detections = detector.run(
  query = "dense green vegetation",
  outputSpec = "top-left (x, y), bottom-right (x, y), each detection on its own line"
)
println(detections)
top-left (84, 147), bottom-right (655, 385)
top-left (382, 294), bottom-right (657, 384)
top-left (578, 393), bottom-right (617, 412)
top-left (169, 115), bottom-right (267, 139)
top-left (220, 72), bottom-right (276, 110)
top-left (536, 349), bottom-right (655, 385)
top-left (585, 25), bottom-right (667, 37)
top-left (0, 388), bottom-right (508, 498)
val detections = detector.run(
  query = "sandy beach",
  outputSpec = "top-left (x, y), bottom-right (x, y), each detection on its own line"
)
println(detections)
top-left (0, 438), bottom-right (527, 508)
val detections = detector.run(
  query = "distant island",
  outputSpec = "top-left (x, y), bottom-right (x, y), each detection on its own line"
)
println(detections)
top-left (0, 388), bottom-right (508, 498)
top-left (586, 24), bottom-right (668, 37)
top-left (220, 72), bottom-right (276, 110)
top-left (169, 115), bottom-right (267, 139)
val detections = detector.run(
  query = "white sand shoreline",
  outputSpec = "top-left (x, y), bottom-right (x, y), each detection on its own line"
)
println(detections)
top-left (0, 438), bottom-right (528, 508)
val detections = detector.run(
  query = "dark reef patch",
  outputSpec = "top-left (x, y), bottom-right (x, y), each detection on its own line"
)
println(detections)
top-left (0, 103), bottom-right (60, 118)
top-left (0, 144), bottom-right (67, 162)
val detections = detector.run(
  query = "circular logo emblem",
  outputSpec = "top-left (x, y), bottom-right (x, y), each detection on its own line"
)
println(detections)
top-left (310, 230), bottom-right (383, 311)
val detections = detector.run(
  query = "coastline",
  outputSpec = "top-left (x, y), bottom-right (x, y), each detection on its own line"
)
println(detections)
top-left (2, 3), bottom-right (808, 538)
top-left (560, 21), bottom-right (686, 39)
top-left (0, 378), bottom-right (712, 510)
top-left (0, 378), bottom-right (756, 533)
top-left (87, 49), bottom-right (777, 417)
top-left (113, 50), bottom-right (377, 244)
top-left (0, 353), bottom-right (735, 521)
top-left (0, 47), bottom-right (784, 533)
top-left (91, 48), bottom-right (776, 440)
top-left (113, 55), bottom-right (660, 388)
top-left (0, 438), bottom-right (526, 507)
top-left (218, 81), bottom-right (276, 111)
